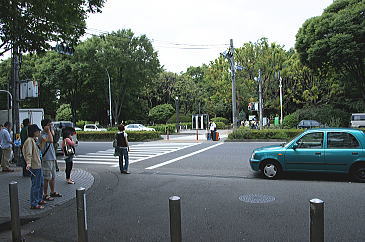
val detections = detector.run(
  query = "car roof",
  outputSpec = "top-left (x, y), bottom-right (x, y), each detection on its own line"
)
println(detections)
top-left (305, 128), bottom-right (364, 133)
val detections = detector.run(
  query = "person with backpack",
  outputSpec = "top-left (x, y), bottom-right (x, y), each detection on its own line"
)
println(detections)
top-left (62, 128), bottom-right (76, 184)
top-left (114, 124), bottom-right (130, 174)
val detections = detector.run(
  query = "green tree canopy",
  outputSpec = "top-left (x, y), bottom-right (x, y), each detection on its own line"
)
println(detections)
top-left (296, 0), bottom-right (365, 97)
top-left (148, 104), bottom-right (175, 124)
top-left (0, 0), bottom-right (105, 55)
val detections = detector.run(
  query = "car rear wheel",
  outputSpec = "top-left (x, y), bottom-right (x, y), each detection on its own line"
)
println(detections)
top-left (262, 161), bottom-right (281, 179)
top-left (351, 165), bottom-right (365, 183)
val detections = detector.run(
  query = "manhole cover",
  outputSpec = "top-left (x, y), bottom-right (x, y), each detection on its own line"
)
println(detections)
top-left (239, 194), bottom-right (275, 204)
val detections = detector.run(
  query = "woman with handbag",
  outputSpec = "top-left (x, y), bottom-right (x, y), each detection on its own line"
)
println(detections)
top-left (62, 129), bottom-right (76, 184)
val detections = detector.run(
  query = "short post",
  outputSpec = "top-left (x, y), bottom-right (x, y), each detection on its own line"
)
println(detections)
top-left (9, 181), bottom-right (22, 242)
top-left (310, 198), bottom-right (324, 242)
top-left (76, 187), bottom-right (88, 242)
top-left (196, 129), bottom-right (199, 141)
top-left (167, 128), bottom-right (170, 140)
top-left (169, 196), bottom-right (182, 242)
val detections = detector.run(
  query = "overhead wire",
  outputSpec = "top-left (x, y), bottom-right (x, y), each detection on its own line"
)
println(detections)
top-left (84, 27), bottom-right (230, 50)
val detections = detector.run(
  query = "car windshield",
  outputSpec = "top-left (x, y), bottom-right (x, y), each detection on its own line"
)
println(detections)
top-left (61, 122), bottom-right (74, 128)
top-left (97, 125), bottom-right (104, 128)
top-left (138, 124), bottom-right (146, 128)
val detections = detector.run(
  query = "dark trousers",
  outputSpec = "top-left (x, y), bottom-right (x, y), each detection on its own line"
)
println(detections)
top-left (118, 147), bottom-right (129, 172)
top-left (65, 156), bottom-right (73, 179)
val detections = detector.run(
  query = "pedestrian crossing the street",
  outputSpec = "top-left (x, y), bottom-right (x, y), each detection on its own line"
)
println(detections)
top-left (57, 142), bottom-right (201, 167)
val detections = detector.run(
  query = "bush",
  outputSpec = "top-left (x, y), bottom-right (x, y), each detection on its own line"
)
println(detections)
top-left (283, 105), bottom-right (350, 128)
top-left (77, 131), bottom-right (161, 142)
top-left (149, 104), bottom-right (175, 124)
top-left (56, 104), bottom-right (72, 121)
top-left (76, 120), bottom-right (93, 128)
top-left (166, 114), bottom-right (192, 124)
top-left (148, 124), bottom-right (176, 134)
top-left (211, 117), bottom-right (229, 125)
top-left (228, 128), bottom-right (302, 141)
top-left (215, 121), bottom-right (226, 129)
top-left (283, 113), bottom-right (299, 129)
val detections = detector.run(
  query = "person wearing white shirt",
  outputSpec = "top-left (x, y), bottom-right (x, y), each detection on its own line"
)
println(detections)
top-left (0, 122), bottom-right (14, 172)
top-left (209, 121), bottom-right (217, 141)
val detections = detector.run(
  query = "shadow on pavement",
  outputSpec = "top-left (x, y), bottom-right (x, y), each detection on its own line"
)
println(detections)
top-left (251, 171), bottom-right (353, 183)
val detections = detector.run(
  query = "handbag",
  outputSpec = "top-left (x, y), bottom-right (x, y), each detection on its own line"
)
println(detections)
top-left (63, 139), bottom-right (75, 156)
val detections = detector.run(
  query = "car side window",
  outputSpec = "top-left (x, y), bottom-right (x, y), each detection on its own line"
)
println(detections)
top-left (296, 132), bottom-right (323, 149)
top-left (327, 132), bottom-right (360, 149)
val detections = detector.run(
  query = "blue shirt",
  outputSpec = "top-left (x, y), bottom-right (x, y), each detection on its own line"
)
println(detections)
top-left (38, 131), bottom-right (56, 161)
top-left (0, 128), bottom-right (12, 149)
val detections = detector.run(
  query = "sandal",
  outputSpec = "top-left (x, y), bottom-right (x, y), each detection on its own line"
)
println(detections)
top-left (38, 200), bottom-right (47, 205)
top-left (50, 192), bottom-right (62, 197)
top-left (31, 205), bottom-right (44, 209)
top-left (43, 195), bottom-right (55, 201)
top-left (67, 180), bottom-right (75, 184)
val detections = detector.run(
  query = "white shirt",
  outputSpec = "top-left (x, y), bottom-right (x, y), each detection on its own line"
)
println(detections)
top-left (0, 128), bottom-right (12, 149)
top-left (209, 122), bottom-right (216, 131)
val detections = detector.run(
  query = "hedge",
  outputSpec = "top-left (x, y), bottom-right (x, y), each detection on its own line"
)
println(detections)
top-left (228, 128), bottom-right (303, 141)
top-left (283, 105), bottom-right (350, 128)
top-left (211, 117), bottom-right (229, 125)
top-left (77, 131), bottom-right (161, 142)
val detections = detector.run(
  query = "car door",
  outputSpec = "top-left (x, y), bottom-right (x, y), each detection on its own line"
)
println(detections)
top-left (284, 132), bottom-right (325, 171)
top-left (324, 132), bottom-right (362, 172)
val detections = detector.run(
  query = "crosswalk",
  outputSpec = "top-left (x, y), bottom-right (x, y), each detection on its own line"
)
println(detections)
top-left (57, 142), bottom-right (201, 167)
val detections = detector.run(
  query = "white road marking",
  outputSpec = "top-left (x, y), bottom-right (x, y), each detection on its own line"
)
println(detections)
top-left (145, 143), bottom-right (224, 170)
top-left (58, 142), bottom-right (201, 166)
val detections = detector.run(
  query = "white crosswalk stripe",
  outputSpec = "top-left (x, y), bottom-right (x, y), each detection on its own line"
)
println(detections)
top-left (57, 142), bottom-right (201, 167)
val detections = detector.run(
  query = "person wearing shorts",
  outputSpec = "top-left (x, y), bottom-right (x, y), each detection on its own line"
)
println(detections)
top-left (39, 119), bottom-right (62, 201)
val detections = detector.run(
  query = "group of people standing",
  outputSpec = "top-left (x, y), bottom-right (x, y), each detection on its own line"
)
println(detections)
top-left (0, 119), bottom-right (76, 209)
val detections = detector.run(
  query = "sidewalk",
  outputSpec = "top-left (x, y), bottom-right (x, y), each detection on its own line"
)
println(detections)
top-left (0, 166), bottom-right (94, 227)
top-left (161, 129), bottom-right (232, 142)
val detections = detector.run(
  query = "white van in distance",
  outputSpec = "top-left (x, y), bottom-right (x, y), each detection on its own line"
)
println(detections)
top-left (350, 113), bottom-right (365, 128)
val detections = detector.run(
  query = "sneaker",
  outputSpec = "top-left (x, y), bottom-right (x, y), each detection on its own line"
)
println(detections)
top-left (122, 170), bottom-right (130, 174)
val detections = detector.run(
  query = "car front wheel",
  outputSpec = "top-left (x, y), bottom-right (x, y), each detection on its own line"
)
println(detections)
top-left (351, 165), bottom-right (365, 183)
top-left (262, 161), bottom-right (281, 179)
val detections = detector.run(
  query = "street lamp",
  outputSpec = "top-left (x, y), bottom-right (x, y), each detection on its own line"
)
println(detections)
top-left (104, 68), bottom-right (113, 127)
top-left (175, 96), bottom-right (179, 133)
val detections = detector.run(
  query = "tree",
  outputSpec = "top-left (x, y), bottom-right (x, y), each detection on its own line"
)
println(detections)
top-left (76, 30), bottom-right (161, 124)
top-left (296, 0), bottom-right (365, 98)
top-left (56, 104), bottom-right (72, 121)
top-left (0, 0), bottom-right (105, 55)
top-left (148, 104), bottom-right (175, 124)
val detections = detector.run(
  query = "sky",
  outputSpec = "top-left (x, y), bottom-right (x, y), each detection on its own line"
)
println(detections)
top-left (86, 0), bottom-right (333, 73)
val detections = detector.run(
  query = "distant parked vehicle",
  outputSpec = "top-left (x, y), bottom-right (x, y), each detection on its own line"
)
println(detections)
top-left (52, 121), bottom-right (78, 154)
top-left (350, 113), bottom-right (365, 128)
top-left (125, 124), bottom-right (156, 132)
top-left (297, 120), bottom-right (321, 129)
top-left (83, 124), bottom-right (107, 132)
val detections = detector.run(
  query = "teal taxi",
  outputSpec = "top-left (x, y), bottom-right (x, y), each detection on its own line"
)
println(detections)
top-left (249, 128), bottom-right (365, 182)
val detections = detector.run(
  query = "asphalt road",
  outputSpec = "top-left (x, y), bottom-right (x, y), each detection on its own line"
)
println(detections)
top-left (13, 140), bottom-right (365, 241)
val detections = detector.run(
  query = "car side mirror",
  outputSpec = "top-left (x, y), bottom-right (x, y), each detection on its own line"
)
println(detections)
top-left (292, 143), bottom-right (298, 150)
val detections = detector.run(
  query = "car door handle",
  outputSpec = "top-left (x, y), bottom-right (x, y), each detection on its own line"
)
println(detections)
top-left (352, 152), bottom-right (358, 155)
top-left (315, 152), bottom-right (321, 155)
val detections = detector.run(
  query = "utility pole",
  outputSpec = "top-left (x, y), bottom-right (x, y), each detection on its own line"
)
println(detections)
top-left (279, 76), bottom-right (283, 125)
top-left (258, 69), bottom-right (263, 130)
top-left (11, 45), bottom-right (21, 163)
top-left (229, 39), bottom-right (237, 129)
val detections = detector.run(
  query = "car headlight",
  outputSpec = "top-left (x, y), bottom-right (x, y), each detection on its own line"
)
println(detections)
top-left (250, 152), bottom-right (256, 160)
